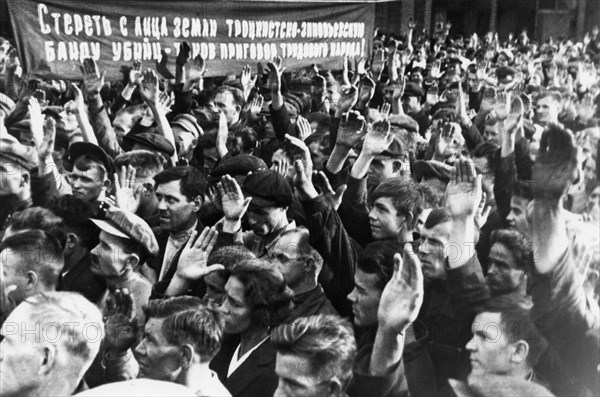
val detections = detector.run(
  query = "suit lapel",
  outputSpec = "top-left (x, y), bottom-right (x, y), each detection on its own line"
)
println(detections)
top-left (223, 339), bottom-right (276, 397)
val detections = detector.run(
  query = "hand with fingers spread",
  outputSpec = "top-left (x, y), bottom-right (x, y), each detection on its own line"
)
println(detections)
top-left (114, 165), bottom-right (143, 214)
top-left (271, 158), bottom-right (290, 178)
top-left (336, 111), bottom-right (367, 149)
top-left (578, 93), bottom-right (597, 122)
top-left (176, 42), bottom-right (192, 67)
top-left (532, 125), bottom-right (579, 201)
top-left (104, 288), bottom-right (139, 354)
top-left (267, 56), bottom-right (285, 93)
top-left (241, 65), bottom-right (257, 93)
top-left (158, 91), bottom-right (172, 114)
top-left (379, 102), bottom-right (391, 119)
top-left (434, 120), bottom-right (461, 161)
top-left (285, 133), bottom-right (313, 174)
top-left (474, 192), bottom-right (492, 230)
top-left (363, 119), bottom-right (393, 156)
top-left (336, 85), bottom-right (358, 116)
top-left (358, 76), bottom-right (376, 107)
top-left (176, 227), bottom-right (222, 281)
top-left (480, 86), bottom-right (497, 113)
top-left (378, 247), bottom-right (424, 333)
top-left (313, 171), bottom-right (347, 211)
top-left (206, 184), bottom-right (223, 212)
top-left (81, 58), bottom-right (106, 98)
top-left (129, 60), bottom-right (143, 85)
top-left (248, 94), bottom-right (264, 116)
top-left (218, 175), bottom-right (252, 222)
top-left (445, 159), bottom-right (483, 219)
top-left (137, 69), bottom-right (160, 105)
top-left (293, 159), bottom-right (319, 201)
top-left (294, 115), bottom-right (312, 142)
top-left (503, 96), bottom-right (524, 136)
top-left (371, 48), bottom-right (386, 78)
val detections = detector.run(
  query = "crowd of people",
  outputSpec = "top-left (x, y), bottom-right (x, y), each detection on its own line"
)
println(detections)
top-left (0, 20), bottom-right (599, 397)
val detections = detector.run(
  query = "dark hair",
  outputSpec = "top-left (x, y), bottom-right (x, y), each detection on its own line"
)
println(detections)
top-left (73, 154), bottom-right (107, 181)
top-left (424, 207), bottom-right (452, 229)
top-left (49, 195), bottom-right (99, 250)
top-left (0, 230), bottom-right (64, 290)
top-left (114, 150), bottom-right (164, 179)
top-left (490, 229), bottom-right (534, 271)
top-left (8, 207), bottom-right (67, 250)
top-left (231, 125), bottom-right (258, 154)
top-left (271, 315), bottom-right (356, 388)
top-left (370, 179), bottom-right (425, 230)
top-left (143, 296), bottom-right (223, 363)
top-left (475, 294), bottom-right (547, 367)
top-left (513, 180), bottom-right (533, 201)
top-left (357, 241), bottom-right (399, 290)
top-left (154, 166), bottom-right (206, 201)
top-left (207, 245), bottom-right (256, 270)
top-left (472, 142), bottom-right (499, 176)
top-left (228, 259), bottom-right (293, 328)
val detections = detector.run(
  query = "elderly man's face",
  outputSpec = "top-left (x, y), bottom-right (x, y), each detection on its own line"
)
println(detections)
top-left (0, 304), bottom-right (48, 396)
top-left (89, 231), bottom-right (133, 278)
top-left (466, 312), bottom-right (515, 376)
top-left (134, 317), bottom-right (182, 382)
top-left (269, 232), bottom-right (307, 290)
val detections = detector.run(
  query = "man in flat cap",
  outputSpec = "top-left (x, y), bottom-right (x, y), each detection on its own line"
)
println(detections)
top-left (0, 132), bottom-right (37, 233)
top-left (218, 170), bottom-right (296, 258)
top-left (68, 141), bottom-right (113, 209)
top-left (171, 113), bottom-right (202, 162)
top-left (402, 82), bottom-right (431, 137)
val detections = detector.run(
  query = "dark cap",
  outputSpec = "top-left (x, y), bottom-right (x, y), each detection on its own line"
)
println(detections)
top-left (91, 207), bottom-right (159, 258)
top-left (243, 170), bottom-right (293, 208)
top-left (123, 132), bottom-right (175, 157)
top-left (403, 82), bottom-right (425, 98)
top-left (209, 154), bottom-right (268, 182)
top-left (413, 160), bottom-right (454, 182)
top-left (69, 142), bottom-right (113, 174)
top-left (496, 66), bottom-right (517, 84)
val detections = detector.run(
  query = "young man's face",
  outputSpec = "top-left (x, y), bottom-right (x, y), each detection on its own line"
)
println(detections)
top-left (134, 317), bottom-right (182, 382)
top-left (69, 164), bottom-right (105, 203)
top-left (155, 180), bottom-right (198, 233)
top-left (368, 156), bottom-right (402, 188)
top-left (535, 96), bottom-right (559, 125)
top-left (418, 221), bottom-right (452, 282)
top-left (89, 231), bottom-right (132, 278)
top-left (466, 311), bottom-right (514, 376)
top-left (368, 197), bottom-right (406, 240)
top-left (402, 95), bottom-right (421, 114)
top-left (347, 269), bottom-right (382, 328)
top-left (506, 195), bottom-right (530, 234)
top-left (275, 353), bottom-right (336, 397)
top-left (214, 91), bottom-right (240, 126)
top-left (246, 205), bottom-right (287, 237)
top-left (484, 122), bottom-right (502, 146)
top-left (486, 242), bottom-right (525, 295)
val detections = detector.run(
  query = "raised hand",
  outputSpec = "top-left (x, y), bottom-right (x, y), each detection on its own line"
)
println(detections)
top-left (285, 133), bottom-right (313, 174)
top-left (378, 246), bottom-right (424, 333)
top-left (336, 85), bottom-right (358, 115)
top-left (294, 115), bottom-right (312, 141)
top-left (474, 192), bottom-right (492, 230)
top-left (176, 42), bottom-right (192, 66)
top-left (293, 159), bottom-right (319, 201)
top-left (129, 60), bottom-right (143, 85)
top-left (113, 165), bottom-right (143, 214)
top-left (267, 56), bottom-right (285, 92)
top-left (206, 184), bottom-right (223, 212)
top-left (271, 157), bottom-right (290, 178)
top-left (379, 102), bottom-right (391, 119)
top-left (241, 64), bottom-right (257, 93)
top-left (28, 97), bottom-right (44, 150)
top-left (184, 54), bottom-right (205, 83)
top-left (504, 96), bottom-right (524, 135)
top-left (336, 110), bottom-right (367, 149)
top-left (80, 58), bottom-right (106, 98)
top-left (176, 226), bottom-right (222, 281)
top-left (313, 171), bottom-right (347, 211)
top-left (342, 56), bottom-right (351, 86)
top-left (371, 48), bottom-right (386, 77)
top-left (39, 116), bottom-right (56, 161)
top-left (358, 76), bottom-right (376, 105)
top-left (137, 69), bottom-right (159, 105)
top-left (362, 119), bottom-right (393, 156)
top-left (104, 288), bottom-right (138, 353)
top-left (445, 159), bottom-right (483, 219)
top-left (480, 86), bottom-right (497, 112)
top-left (218, 175), bottom-right (252, 221)
top-left (156, 50), bottom-right (175, 80)
top-left (248, 94), bottom-right (264, 116)
top-left (434, 120), bottom-right (461, 160)
top-left (532, 125), bottom-right (579, 200)
top-left (578, 93), bottom-right (597, 121)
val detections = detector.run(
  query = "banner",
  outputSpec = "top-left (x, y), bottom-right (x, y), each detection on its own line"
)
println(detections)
top-left (6, 0), bottom-right (375, 80)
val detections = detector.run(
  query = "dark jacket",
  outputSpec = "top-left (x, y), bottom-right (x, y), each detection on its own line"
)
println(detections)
top-left (210, 334), bottom-right (278, 397)
top-left (288, 285), bottom-right (338, 321)
top-left (58, 252), bottom-right (106, 304)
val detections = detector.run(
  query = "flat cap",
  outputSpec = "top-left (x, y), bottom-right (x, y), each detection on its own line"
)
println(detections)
top-left (0, 132), bottom-right (37, 170)
top-left (69, 142), bottom-right (114, 174)
top-left (209, 154), bottom-right (268, 182)
top-left (243, 170), bottom-right (293, 208)
top-left (171, 114), bottom-right (203, 139)
top-left (403, 82), bottom-right (425, 98)
top-left (123, 132), bottom-right (175, 157)
top-left (91, 207), bottom-right (159, 258)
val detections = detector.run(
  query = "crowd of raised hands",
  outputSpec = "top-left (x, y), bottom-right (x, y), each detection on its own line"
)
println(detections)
top-left (0, 21), bottom-right (599, 397)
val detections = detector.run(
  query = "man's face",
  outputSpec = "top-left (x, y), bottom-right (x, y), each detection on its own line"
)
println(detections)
top-left (275, 353), bottom-right (336, 397)
top-left (497, 54), bottom-right (509, 67)
top-left (0, 159), bottom-right (26, 196)
top-left (402, 95), bottom-right (420, 114)
top-left (467, 73), bottom-right (482, 92)
top-left (204, 272), bottom-right (227, 305)
top-left (172, 126), bottom-right (197, 159)
top-left (134, 318), bottom-right (182, 382)
top-left (58, 109), bottom-right (79, 133)
top-left (0, 304), bottom-right (45, 397)
top-left (269, 233), bottom-right (306, 290)
top-left (369, 197), bottom-right (405, 240)
top-left (467, 312), bottom-right (514, 376)
top-left (89, 231), bottom-right (132, 278)
top-left (535, 96), bottom-right (559, 125)
top-left (347, 269), bottom-right (382, 328)
top-left (219, 276), bottom-right (252, 334)
top-left (368, 156), bottom-right (400, 187)
top-left (418, 221), bottom-right (452, 282)
top-left (0, 248), bottom-right (28, 303)
top-left (113, 110), bottom-right (139, 137)
top-left (246, 205), bottom-right (287, 237)
top-left (308, 141), bottom-right (328, 171)
top-left (506, 195), bottom-right (530, 234)
top-left (155, 180), bottom-right (197, 233)
top-left (484, 122), bottom-right (502, 146)
top-left (486, 242), bottom-right (525, 294)
top-left (69, 165), bottom-right (105, 203)
top-left (214, 92), bottom-right (240, 126)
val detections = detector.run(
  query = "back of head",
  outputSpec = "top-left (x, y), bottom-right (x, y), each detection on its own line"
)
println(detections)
top-left (424, 207), bottom-right (452, 229)
top-left (371, 178), bottom-right (425, 230)
top-left (49, 195), bottom-right (98, 250)
top-left (358, 240), bottom-right (400, 290)
top-left (271, 314), bottom-right (357, 390)
top-left (229, 258), bottom-right (293, 328)
top-left (114, 150), bottom-right (165, 180)
top-left (6, 207), bottom-right (66, 249)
